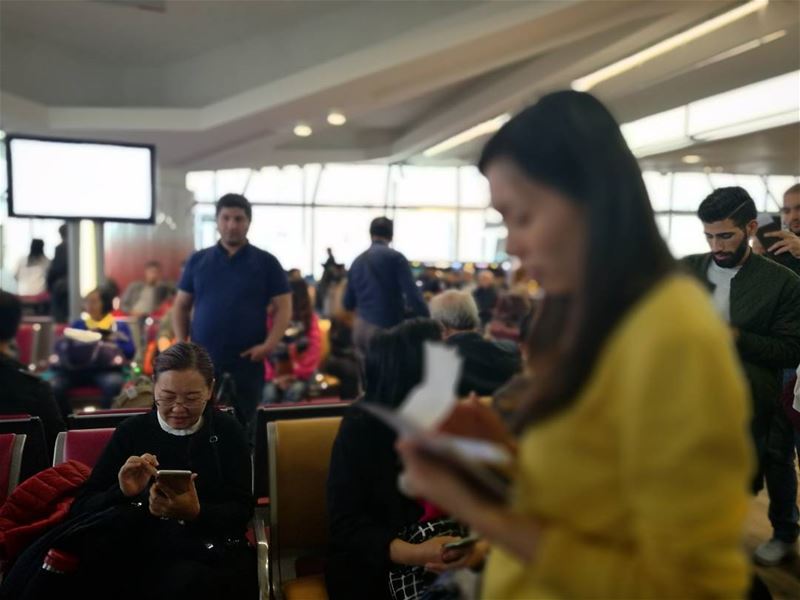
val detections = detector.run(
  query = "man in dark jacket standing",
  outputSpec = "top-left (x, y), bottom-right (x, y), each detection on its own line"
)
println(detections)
top-left (343, 217), bottom-right (428, 358)
top-left (683, 187), bottom-right (800, 566)
top-left (46, 224), bottom-right (69, 323)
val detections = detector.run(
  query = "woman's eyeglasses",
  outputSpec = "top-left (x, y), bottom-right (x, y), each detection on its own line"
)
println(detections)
top-left (155, 398), bottom-right (206, 410)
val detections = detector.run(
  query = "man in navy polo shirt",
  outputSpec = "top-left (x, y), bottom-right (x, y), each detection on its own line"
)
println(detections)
top-left (173, 193), bottom-right (291, 439)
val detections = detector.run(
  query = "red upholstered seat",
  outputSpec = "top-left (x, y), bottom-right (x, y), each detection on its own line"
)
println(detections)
top-left (67, 386), bottom-right (103, 399)
top-left (77, 408), bottom-right (148, 415)
top-left (55, 428), bottom-right (114, 468)
top-left (0, 414), bottom-right (32, 420)
top-left (14, 324), bottom-right (36, 366)
top-left (0, 433), bottom-right (18, 504)
top-left (0, 416), bottom-right (48, 482)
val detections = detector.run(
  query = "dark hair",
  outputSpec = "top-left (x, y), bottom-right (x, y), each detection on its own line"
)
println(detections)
top-left (87, 286), bottom-right (115, 315)
top-left (58, 224), bottom-right (67, 239)
top-left (697, 186), bottom-right (757, 229)
top-left (145, 260), bottom-right (161, 269)
top-left (153, 342), bottom-right (215, 388)
top-left (290, 278), bottom-right (313, 331)
top-left (216, 193), bottom-right (252, 221)
top-left (0, 291), bottom-right (22, 342)
top-left (492, 292), bottom-right (531, 328)
top-left (28, 239), bottom-right (45, 266)
top-left (785, 183), bottom-right (800, 197)
top-left (518, 304), bottom-right (536, 344)
top-left (364, 318), bottom-right (443, 409)
top-left (369, 217), bottom-right (394, 241)
top-left (479, 90), bottom-right (674, 429)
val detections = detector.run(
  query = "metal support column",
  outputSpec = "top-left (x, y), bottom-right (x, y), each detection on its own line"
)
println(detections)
top-left (94, 221), bottom-right (105, 285)
top-left (67, 221), bottom-right (81, 321)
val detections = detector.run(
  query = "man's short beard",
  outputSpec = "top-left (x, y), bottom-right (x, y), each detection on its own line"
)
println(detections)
top-left (712, 235), bottom-right (749, 268)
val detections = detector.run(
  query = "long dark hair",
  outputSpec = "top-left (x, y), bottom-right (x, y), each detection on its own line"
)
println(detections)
top-left (363, 318), bottom-right (443, 409)
top-left (290, 278), bottom-right (313, 331)
top-left (27, 239), bottom-right (45, 266)
top-left (479, 91), bottom-right (674, 429)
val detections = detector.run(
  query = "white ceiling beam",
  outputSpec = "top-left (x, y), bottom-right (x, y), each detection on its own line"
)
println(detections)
top-left (388, 0), bottom-right (734, 161)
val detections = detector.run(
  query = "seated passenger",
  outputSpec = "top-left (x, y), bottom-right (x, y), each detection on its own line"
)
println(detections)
top-left (486, 291), bottom-right (531, 342)
top-left (120, 260), bottom-right (174, 317)
top-left (0, 290), bottom-right (65, 451)
top-left (320, 311), bottom-right (360, 399)
top-left (430, 289), bottom-right (521, 397)
top-left (50, 286), bottom-right (135, 410)
top-left (262, 278), bottom-right (321, 403)
top-left (35, 342), bottom-right (255, 599)
top-left (326, 319), bottom-right (484, 600)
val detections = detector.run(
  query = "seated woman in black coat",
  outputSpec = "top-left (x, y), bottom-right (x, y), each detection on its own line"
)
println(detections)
top-left (325, 319), bottom-right (485, 600)
top-left (64, 342), bottom-right (255, 599)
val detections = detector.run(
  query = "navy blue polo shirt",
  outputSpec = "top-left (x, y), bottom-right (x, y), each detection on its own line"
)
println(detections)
top-left (178, 242), bottom-right (289, 369)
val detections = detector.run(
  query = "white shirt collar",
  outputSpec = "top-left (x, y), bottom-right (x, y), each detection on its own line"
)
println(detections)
top-left (156, 411), bottom-right (204, 436)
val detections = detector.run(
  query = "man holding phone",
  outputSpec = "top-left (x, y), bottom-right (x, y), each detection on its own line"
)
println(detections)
top-left (756, 183), bottom-right (800, 275)
top-left (683, 186), bottom-right (800, 567)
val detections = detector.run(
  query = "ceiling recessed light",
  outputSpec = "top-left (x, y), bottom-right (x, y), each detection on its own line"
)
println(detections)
top-left (327, 111), bottom-right (347, 126)
top-left (293, 123), bottom-right (312, 137)
top-left (681, 154), bottom-right (702, 164)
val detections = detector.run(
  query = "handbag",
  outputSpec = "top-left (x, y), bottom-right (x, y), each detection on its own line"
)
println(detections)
top-left (53, 337), bottom-right (125, 371)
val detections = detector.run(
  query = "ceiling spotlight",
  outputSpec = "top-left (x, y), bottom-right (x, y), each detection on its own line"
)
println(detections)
top-left (681, 154), bottom-right (702, 164)
top-left (293, 123), bottom-right (312, 137)
top-left (327, 111), bottom-right (347, 126)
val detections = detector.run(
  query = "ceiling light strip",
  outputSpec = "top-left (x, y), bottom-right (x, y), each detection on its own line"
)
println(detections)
top-left (571, 0), bottom-right (769, 91)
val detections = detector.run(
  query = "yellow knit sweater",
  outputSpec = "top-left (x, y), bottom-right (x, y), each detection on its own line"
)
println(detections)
top-left (482, 275), bottom-right (753, 599)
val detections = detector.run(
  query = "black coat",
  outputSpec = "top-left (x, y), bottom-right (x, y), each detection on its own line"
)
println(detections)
top-left (326, 406), bottom-right (422, 600)
top-left (46, 242), bottom-right (68, 291)
top-left (682, 252), bottom-right (800, 435)
top-left (0, 353), bottom-right (65, 451)
top-left (446, 331), bottom-right (521, 397)
top-left (4, 410), bottom-right (256, 600)
top-left (70, 410), bottom-right (253, 536)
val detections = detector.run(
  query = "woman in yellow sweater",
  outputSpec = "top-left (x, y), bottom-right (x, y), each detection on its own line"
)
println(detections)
top-left (397, 91), bottom-right (754, 599)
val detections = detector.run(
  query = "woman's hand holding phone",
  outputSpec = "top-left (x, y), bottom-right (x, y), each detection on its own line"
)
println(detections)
top-left (431, 538), bottom-right (490, 574)
top-left (148, 472), bottom-right (201, 521)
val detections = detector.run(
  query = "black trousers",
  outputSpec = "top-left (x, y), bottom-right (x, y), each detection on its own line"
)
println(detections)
top-left (215, 358), bottom-right (264, 445)
top-left (4, 504), bottom-right (258, 600)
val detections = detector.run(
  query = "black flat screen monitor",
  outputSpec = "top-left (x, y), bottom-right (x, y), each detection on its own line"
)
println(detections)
top-left (5, 135), bottom-right (156, 223)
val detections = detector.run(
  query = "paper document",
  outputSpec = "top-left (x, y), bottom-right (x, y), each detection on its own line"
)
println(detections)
top-left (400, 342), bottom-right (462, 430)
top-left (360, 342), bottom-right (510, 459)
top-left (358, 342), bottom-right (512, 501)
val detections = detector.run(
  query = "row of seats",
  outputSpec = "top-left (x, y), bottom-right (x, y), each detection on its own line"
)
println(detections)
top-left (1, 399), bottom-right (351, 498)
top-left (16, 316), bottom-right (336, 373)
top-left (0, 433), bottom-right (26, 504)
top-left (1, 409), bottom-right (343, 600)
